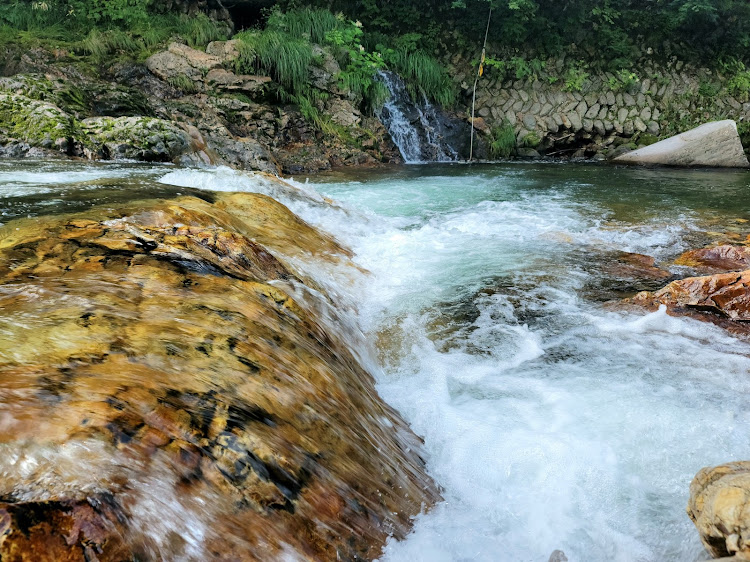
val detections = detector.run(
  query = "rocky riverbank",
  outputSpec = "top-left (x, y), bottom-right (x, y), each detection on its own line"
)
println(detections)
top-left (0, 42), bottom-right (401, 174)
top-left (3, 35), bottom-right (750, 170)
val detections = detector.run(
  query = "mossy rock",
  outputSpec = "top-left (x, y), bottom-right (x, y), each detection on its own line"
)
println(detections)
top-left (0, 74), bottom-right (90, 117)
top-left (521, 131), bottom-right (541, 148)
top-left (82, 116), bottom-right (191, 161)
top-left (0, 92), bottom-right (85, 152)
top-left (636, 133), bottom-right (659, 147)
top-left (0, 190), bottom-right (439, 560)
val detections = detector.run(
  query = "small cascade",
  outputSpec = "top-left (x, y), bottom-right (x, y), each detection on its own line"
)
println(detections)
top-left (377, 71), bottom-right (468, 163)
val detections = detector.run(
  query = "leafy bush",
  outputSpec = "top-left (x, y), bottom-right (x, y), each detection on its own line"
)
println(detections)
top-left (607, 69), bottom-right (639, 92)
top-left (563, 63), bottom-right (589, 93)
top-left (483, 56), bottom-right (545, 81)
top-left (324, 16), bottom-right (389, 112)
top-left (728, 69), bottom-right (750, 102)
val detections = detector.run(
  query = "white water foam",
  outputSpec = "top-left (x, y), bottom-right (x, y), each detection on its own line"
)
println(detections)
top-left (159, 165), bottom-right (750, 562)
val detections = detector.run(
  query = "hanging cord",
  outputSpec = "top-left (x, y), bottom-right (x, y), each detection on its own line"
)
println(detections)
top-left (469, 6), bottom-right (492, 162)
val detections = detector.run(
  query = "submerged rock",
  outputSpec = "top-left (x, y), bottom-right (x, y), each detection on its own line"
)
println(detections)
top-left (613, 120), bottom-right (750, 168)
top-left (0, 189), bottom-right (438, 560)
top-left (675, 245), bottom-right (750, 272)
top-left (688, 462), bottom-right (750, 559)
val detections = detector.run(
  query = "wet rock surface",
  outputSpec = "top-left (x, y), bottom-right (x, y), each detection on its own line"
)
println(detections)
top-left (676, 245), bottom-right (750, 272)
top-left (688, 462), bottom-right (750, 559)
top-left (0, 187), bottom-right (438, 560)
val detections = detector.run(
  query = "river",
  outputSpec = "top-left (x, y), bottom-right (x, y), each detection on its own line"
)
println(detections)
top-left (2, 159), bottom-right (750, 561)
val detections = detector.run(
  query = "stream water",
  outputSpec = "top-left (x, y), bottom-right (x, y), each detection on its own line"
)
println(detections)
top-left (2, 160), bottom-right (750, 561)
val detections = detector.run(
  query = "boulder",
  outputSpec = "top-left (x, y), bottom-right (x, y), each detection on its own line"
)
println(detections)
top-left (0, 92), bottom-right (83, 153)
top-left (627, 268), bottom-right (750, 337)
top-left (81, 116), bottom-right (192, 161)
top-left (145, 42), bottom-right (223, 86)
top-left (205, 39), bottom-right (242, 63)
top-left (0, 190), bottom-right (439, 560)
top-left (688, 461), bottom-right (750, 558)
top-left (326, 97), bottom-right (361, 127)
top-left (614, 120), bottom-right (750, 168)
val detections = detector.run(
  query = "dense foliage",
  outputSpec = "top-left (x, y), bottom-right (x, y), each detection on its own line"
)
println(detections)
top-left (281, 0), bottom-right (750, 68)
top-left (0, 0), bottom-right (229, 59)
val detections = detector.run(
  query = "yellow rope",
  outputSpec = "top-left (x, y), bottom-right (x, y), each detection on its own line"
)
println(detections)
top-left (469, 7), bottom-right (492, 162)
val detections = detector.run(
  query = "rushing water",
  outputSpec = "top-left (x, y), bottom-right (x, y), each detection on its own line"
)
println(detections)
top-left (377, 71), bottom-right (462, 163)
top-left (2, 160), bottom-right (750, 561)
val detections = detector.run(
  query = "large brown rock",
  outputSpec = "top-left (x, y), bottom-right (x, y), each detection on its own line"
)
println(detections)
top-left (0, 190), bottom-right (438, 560)
top-left (630, 270), bottom-right (750, 321)
top-left (614, 120), bottom-right (750, 168)
top-left (688, 462), bottom-right (750, 558)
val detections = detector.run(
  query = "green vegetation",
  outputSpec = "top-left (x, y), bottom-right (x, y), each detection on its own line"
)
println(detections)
top-left (382, 49), bottom-right (455, 107)
top-left (232, 8), bottom-right (454, 117)
top-left (607, 69), bottom-right (640, 93)
top-left (234, 29), bottom-right (314, 93)
top-left (487, 120), bottom-right (516, 158)
top-left (290, 0), bottom-right (750, 70)
top-left (167, 74), bottom-right (198, 94)
top-left (0, 2), bottom-right (228, 59)
top-left (520, 130), bottom-right (540, 148)
top-left (483, 56), bottom-right (545, 82)
top-left (563, 63), bottom-right (589, 93)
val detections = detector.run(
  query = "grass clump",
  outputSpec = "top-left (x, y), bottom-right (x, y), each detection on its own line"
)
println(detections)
top-left (0, 2), bottom-right (228, 59)
top-left (487, 120), bottom-right (516, 158)
top-left (383, 49), bottom-right (456, 107)
top-left (167, 74), bottom-right (198, 94)
top-left (266, 7), bottom-right (343, 44)
top-left (234, 29), bottom-right (313, 94)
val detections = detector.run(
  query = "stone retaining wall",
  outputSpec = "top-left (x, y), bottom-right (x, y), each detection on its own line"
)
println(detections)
top-left (449, 54), bottom-right (750, 158)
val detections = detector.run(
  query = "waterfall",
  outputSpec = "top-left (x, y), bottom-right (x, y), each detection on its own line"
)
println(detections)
top-left (376, 71), bottom-right (465, 163)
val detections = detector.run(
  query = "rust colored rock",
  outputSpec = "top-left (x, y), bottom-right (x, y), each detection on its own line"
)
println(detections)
top-left (630, 270), bottom-right (750, 321)
top-left (676, 245), bottom-right (750, 272)
top-left (0, 191), bottom-right (439, 560)
top-left (607, 252), bottom-right (672, 282)
top-left (688, 461), bottom-right (750, 559)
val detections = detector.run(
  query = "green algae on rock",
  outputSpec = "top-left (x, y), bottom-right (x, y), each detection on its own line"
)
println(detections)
top-left (0, 188), bottom-right (439, 560)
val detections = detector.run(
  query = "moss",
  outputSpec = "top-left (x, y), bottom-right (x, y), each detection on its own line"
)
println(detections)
top-left (81, 116), bottom-right (189, 160)
top-left (636, 133), bottom-right (659, 146)
top-left (0, 92), bottom-right (86, 149)
top-left (521, 131), bottom-right (541, 148)
top-left (0, 74), bottom-right (91, 116)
